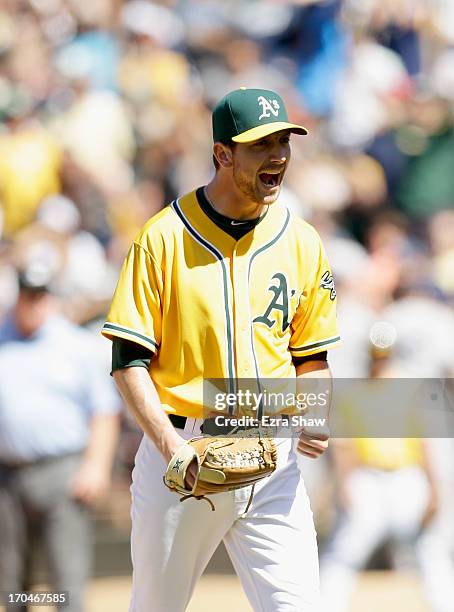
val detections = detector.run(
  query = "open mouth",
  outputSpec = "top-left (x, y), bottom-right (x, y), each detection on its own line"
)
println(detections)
top-left (259, 171), bottom-right (281, 189)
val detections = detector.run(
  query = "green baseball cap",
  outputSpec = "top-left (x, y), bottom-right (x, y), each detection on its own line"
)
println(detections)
top-left (212, 87), bottom-right (308, 144)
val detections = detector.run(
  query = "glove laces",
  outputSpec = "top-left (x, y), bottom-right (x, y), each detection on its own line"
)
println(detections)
top-left (179, 481), bottom-right (257, 515)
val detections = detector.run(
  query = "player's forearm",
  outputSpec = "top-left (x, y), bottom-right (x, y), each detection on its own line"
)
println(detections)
top-left (294, 363), bottom-right (332, 456)
top-left (83, 413), bottom-right (120, 472)
top-left (295, 361), bottom-right (333, 420)
top-left (113, 367), bottom-right (182, 459)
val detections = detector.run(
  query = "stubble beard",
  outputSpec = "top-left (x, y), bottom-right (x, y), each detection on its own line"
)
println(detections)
top-left (232, 164), bottom-right (280, 206)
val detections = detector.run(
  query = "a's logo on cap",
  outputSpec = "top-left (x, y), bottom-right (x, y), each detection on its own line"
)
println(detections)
top-left (258, 96), bottom-right (280, 120)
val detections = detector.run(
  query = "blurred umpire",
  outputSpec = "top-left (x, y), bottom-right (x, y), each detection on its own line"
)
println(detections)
top-left (0, 253), bottom-right (120, 612)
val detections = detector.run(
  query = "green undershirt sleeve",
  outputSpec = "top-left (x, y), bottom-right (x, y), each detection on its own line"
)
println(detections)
top-left (292, 351), bottom-right (327, 367)
top-left (112, 340), bottom-right (325, 373)
top-left (111, 337), bottom-right (153, 373)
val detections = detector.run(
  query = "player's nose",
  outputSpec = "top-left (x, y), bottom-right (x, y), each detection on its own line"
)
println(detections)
top-left (268, 153), bottom-right (287, 166)
top-left (269, 143), bottom-right (289, 164)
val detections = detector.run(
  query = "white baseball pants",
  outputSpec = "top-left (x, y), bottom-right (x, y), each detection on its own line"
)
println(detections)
top-left (128, 419), bottom-right (320, 612)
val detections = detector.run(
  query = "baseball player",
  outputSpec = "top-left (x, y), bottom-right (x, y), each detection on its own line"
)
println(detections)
top-left (102, 88), bottom-right (340, 611)
top-left (320, 436), bottom-right (437, 612)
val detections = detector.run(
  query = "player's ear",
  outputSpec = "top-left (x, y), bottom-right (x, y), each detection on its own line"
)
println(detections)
top-left (213, 143), bottom-right (233, 169)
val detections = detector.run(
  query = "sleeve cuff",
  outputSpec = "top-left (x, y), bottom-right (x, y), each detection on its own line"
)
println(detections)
top-left (102, 322), bottom-right (159, 353)
top-left (290, 335), bottom-right (341, 357)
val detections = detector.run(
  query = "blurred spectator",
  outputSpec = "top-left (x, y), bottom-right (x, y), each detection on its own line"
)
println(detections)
top-left (274, 0), bottom-right (349, 117)
top-left (121, 1), bottom-right (185, 49)
top-left (325, 236), bottom-right (375, 377)
top-left (51, 83), bottom-right (135, 193)
top-left (55, 29), bottom-right (120, 92)
top-left (0, 100), bottom-right (62, 237)
top-left (34, 195), bottom-right (118, 320)
top-left (342, 0), bottom-right (424, 75)
top-left (0, 253), bottom-right (120, 612)
top-left (396, 96), bottom-right (454, 218)
top-left (382, 290), bottom-right (454, 377)
top-left (429, 209), bottom-right (454, 295)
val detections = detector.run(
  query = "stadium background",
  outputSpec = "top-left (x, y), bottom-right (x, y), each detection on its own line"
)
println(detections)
top-left (0, 0), bottom-right (454, 610)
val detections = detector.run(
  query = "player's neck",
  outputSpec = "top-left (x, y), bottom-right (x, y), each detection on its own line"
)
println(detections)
top-left (205, 178), bottom-right (267, 221)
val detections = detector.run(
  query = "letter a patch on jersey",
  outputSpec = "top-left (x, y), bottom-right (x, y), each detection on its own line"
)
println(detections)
top-left (254, 273), bottom-right (294, 332)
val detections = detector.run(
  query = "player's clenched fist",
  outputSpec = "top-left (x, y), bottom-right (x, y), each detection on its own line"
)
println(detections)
top-left (297, 426), bottom-right (330, 458)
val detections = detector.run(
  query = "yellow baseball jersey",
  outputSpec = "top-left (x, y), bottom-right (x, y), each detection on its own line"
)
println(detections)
top-left (102, 189), bottom-right (340, 417)
top-left (354, 439), bottom-right (424, 471)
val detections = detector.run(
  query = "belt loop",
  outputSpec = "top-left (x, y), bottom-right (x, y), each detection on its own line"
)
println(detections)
top-left (184, 418), bottom-right (203, 435)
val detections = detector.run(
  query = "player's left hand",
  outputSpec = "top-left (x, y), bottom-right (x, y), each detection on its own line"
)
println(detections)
top-left (70, 459), bottom-right (111, 506)
top-left (297, 426), bottom-right (329, 458)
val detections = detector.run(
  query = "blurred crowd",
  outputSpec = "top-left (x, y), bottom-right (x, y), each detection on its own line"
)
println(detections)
top-left (0, 0), bottom-right (454, 338)
top-left (0, 0), bottom-right (453, 609)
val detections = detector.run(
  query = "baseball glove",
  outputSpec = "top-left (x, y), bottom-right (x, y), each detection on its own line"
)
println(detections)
top-left (164, 430), bottom-right (277, 511)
